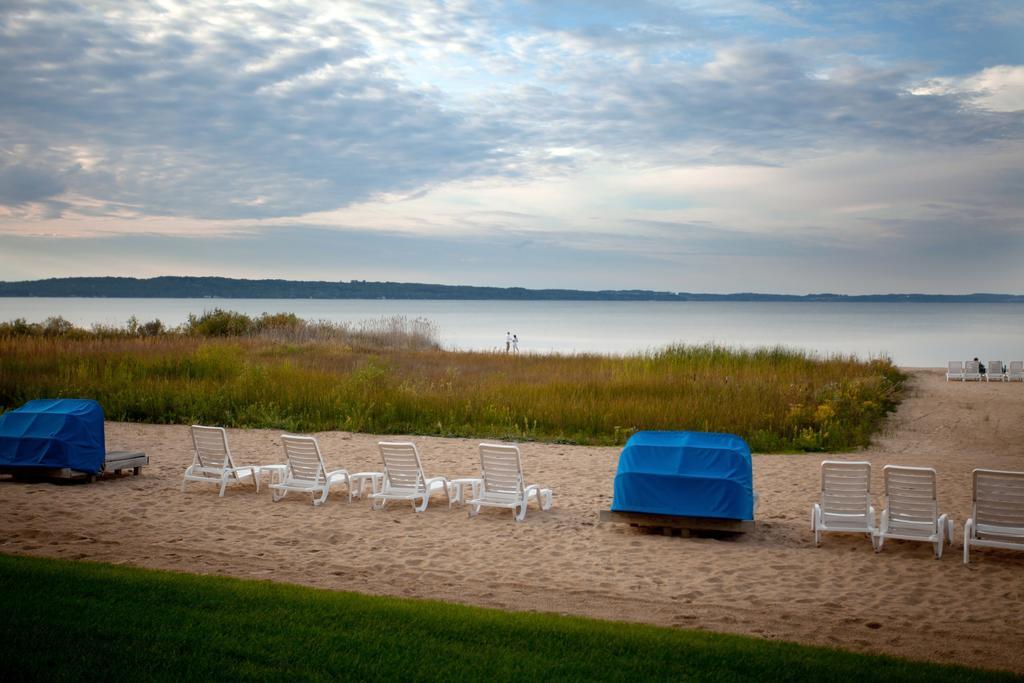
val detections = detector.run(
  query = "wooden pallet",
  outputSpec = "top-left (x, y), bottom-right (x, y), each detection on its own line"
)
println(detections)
top-left (103, 451), bottom-right (149, 476)
top-left (598, 509), bottom-right (755, 536)
top-left (0, 451), bottom-right (148, 482)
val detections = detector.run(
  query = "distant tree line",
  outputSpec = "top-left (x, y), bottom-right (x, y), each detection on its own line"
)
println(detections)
top-left (0, 276), bottom-right (1021, 302)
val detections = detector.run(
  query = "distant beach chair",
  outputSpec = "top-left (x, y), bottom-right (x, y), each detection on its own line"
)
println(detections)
top-left (964, 469), bottom-right (1024, 564)
top-left (269, 435), bottom-right (351, 506)
top-left (811, 461), bottom-right (875, 546)
top-left (466, 443), bottom-right (553, 522)
top-left (1007, 361), bottom-right (1024, 382)
top-left (370, 442), bottom-right (449, 512)
top-left (986, 361), bottom-right (1005, 382)
top-left (945, 361), bottom-right (964, 381)
top-left (874, 465), bottom-right (953, 558)
top-left (182, 425), bottom-right (260, 497)
top-left (963, 360), bottom-right (982, 381)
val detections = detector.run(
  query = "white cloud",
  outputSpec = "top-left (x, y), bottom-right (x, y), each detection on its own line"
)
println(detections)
top-left (911, 65), bottom-right (1024, 112)
top-left (1, 1), bottom-right (1022, 293)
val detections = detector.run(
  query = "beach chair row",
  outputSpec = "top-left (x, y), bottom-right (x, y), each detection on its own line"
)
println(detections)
top-left (181, 425), bottom-right (553, 521)
top-left (811, 461), bottom-right (1024, 564)
top-left (946, 360), bottom-right (1023, 382)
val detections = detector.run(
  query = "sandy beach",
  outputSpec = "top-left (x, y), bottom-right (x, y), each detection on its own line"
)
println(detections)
top-left (2, 368), bottom-right (1022, 672)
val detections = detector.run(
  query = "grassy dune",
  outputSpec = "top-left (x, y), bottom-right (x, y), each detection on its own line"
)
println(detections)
top-left (0, 312), bottom-right (903, 451)
top-left (0, 554), bottom-right (1010, 682)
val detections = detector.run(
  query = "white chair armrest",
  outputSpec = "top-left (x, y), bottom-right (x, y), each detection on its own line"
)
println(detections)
top-left (325, 469), bottom-right (350, 484)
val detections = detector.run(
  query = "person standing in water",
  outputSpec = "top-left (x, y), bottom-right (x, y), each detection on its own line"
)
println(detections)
top-left (512, 334), bottom-right (519, 354)
top-left (505, 331), bottom-right (512, 353)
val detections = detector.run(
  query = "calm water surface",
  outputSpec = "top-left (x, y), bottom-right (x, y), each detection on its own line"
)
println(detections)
top-left (2, 298), bottom-right (1022, 367)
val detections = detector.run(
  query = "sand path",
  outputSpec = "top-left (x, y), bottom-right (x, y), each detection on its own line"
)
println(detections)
top-left (2, 369), bottom-right (1022, 672)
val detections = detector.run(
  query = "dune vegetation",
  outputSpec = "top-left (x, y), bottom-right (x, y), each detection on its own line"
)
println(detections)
top-left (0, 310), bottom-right (904, 451)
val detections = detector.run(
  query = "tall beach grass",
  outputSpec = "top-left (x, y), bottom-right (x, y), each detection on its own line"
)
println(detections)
top-left (0, 312), bottom-right (904, 451)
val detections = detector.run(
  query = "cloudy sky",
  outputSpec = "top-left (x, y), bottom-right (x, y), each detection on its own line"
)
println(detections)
top-left (1, 1), bottom-right (1022, 293)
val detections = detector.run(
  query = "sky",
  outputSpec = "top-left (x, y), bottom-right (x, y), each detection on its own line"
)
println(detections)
top-left (1, 0), bottom-right (1022, 294)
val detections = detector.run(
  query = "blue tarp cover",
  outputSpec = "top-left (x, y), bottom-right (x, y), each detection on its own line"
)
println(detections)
top-left (0, 399), bottom-right (106, 474)
top-left (611, 430), bottom-right (754, 520)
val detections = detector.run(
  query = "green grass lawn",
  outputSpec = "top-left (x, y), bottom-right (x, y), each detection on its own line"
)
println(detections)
top-left (0, 554), bottom-right (1009, 682)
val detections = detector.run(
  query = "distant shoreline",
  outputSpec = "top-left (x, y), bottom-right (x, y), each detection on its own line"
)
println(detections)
top-left (1, 277), bottom-right (1022, 303)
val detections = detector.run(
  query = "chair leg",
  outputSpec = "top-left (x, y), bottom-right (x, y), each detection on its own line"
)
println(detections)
top-left (314, 490), bottom-right (328, 506)
top-left (515, 503), bottom-right (526, 522)
top-left (811, 505), bottom-right (820, 546)
top-left (219, 475), bottom-right (229, 497)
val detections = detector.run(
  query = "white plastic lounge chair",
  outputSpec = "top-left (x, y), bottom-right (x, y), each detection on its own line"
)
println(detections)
top-left (963, 360), bottom-right (982, 381)
top-left (964, 469), bottom-right (1024, 564)
top-left (466, 443), bottom-right (553, 522)
top-left (945, 361), bottom-right (964, 381)
top-left (1006, 361), bottom-right (1024, 382)
top-left (269, 435), bottom-right (351, 506)
top-left (810, 461), bottom-right (875, 546)
top-left (986, 361), bottom-right (1005, 382)
top-left (182, 425), bottom-right (260, 497)
top-left (369, 442), bottom-right (449, 512)
top-left (874, 465), bottom-right (953, 558)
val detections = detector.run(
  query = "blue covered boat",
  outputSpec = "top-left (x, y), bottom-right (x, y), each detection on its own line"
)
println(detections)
top-left (0, 399), bottom-right (107, 474)
top-left (611, 430), bottom-right (755, 521)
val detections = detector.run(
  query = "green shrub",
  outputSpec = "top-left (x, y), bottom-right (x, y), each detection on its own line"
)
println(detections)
top-left (186, 309), bottom-right (255, 336)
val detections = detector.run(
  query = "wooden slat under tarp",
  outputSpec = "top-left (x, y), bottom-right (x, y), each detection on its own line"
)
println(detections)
top-left (0, 451), bottom-right (148, 482)
top-left (599, 509), bottom-right (755, 536)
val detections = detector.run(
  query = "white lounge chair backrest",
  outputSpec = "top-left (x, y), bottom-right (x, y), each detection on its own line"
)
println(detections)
top-left (469, 443), bottom-right (553, 521)
top-left (191, 425), bottom-right (234, 470)
top-left (964, 469), bottom-right (1024, 563)
top-left (964, 360), bottom-right (981, 380)
top-left (820, 461), bottom-right (872, 522)
top-left (271, 434), bottom-right (350, 506)
top-left (988, 361), bottom-right (1003, 376)
top-left (183, 425), bottom-right (259, 497)
top-left (379, 441), bottom-right (425, 493)
top-left (1008, 361), bottom-right (1024, 381)
top-left (479, 443), bottom-right (526, 503)
top-left (883, 466), bottom-right (939, 532)
top-left (371, 441), bottom-right (448, 512)
top-left (811, 460), bottom-right (874, 546)
top-left (946, 361), bottom-right (965, 382)
top-left (973, 469), bottom-right (1024, 537)
top-left (876, 465), bottom-right (952, 558)
top-left (281, 434), bottom-right (328, 485)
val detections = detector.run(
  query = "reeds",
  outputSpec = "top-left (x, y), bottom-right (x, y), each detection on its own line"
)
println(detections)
top-left (0, 315), bottom-right (903, 451)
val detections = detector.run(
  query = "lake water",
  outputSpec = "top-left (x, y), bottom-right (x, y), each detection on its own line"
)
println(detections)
top-left (2, 297), bottom-right (1022, 367)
